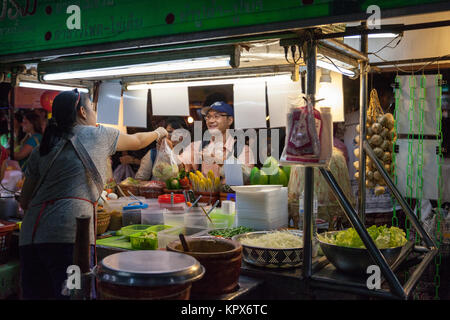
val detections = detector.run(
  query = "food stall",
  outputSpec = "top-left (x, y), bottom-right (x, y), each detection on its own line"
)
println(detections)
top-left (0, 0), bottom-right (449, 301)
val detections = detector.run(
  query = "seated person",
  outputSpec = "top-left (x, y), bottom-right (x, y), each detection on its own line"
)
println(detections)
top-left (135, 117), bottom-right (187, 181)
top-left (14, 112), bottom-right (43, 171)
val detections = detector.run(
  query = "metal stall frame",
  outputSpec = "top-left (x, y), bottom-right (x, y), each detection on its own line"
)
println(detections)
top-left (3, 8), bottom-right (446, 300)
top-left (281, 26), bottom-right (441, 300)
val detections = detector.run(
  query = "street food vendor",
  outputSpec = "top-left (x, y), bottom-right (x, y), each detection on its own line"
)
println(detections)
top-left (18, 89), bottom-right (168, 299)
top-left (180, 101), bottom-right (255, 183)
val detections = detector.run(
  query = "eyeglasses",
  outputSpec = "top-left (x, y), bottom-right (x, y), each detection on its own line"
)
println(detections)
top-left (73, 89), bottom-right (81, 109)
top-left (204, 113), bottom-right (228, 121)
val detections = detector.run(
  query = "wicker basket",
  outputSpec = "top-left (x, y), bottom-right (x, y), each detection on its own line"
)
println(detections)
top-left (119, 184), bottom-right (140, 197)
top-left (140, 186), bottom-right (164, 199)
top-left (195, 191), bottom-right (220, 205)
top-left (97, 212), bottom-right (111, 235)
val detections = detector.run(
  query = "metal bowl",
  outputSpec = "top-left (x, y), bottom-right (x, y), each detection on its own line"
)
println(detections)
top-left (317, 231), bottom-right (404, 274)
top-left (232, 231), bottom-right (303, 269)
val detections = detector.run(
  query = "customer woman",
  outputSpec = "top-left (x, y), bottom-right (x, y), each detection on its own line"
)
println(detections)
top-left (14, 112), bottom-right (43, 171)
top-left (14, 112), bottom-right (27, 153)
top-left (18, 89), bottom-right (167, 299)
top-left (134, 117), bottom-right (187, 180)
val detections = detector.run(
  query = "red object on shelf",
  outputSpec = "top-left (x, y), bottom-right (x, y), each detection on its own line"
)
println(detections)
top-left (0, 220), bottom-right (17, 265)
top-left (158, 194), bottom-right (185, 204)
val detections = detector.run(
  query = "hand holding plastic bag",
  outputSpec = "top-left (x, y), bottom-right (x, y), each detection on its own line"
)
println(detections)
top-left (152, 139), bottom-right (179, 181)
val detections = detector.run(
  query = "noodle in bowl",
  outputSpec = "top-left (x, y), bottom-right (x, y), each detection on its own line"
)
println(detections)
top-left (232, 230), bottom-right (303, 268)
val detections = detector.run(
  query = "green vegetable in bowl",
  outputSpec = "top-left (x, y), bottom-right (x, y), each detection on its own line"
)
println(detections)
top-left (209, 226), bottom-right (255, 239)
top-left (140, 231), bottom-right (157, 239)
top-left (318, 225), bottom-right (407, 249)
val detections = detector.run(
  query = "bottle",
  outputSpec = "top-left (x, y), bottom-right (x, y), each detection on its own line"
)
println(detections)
top-left (319, 107), bottom-right (333, 164)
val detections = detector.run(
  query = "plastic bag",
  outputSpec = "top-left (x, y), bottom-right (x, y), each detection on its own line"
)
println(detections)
top-left (281, 94), bottom-right (323, 165)
top-left (152, 139), bottom-right (179, 181)
top-left (1, 160), bottom-right (23, 193)
top-left (113, 164), bottom-right (135, 183)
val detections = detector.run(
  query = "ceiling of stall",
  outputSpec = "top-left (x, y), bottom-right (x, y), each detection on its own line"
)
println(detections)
top-left (7, 10), bottom-right (450, 87)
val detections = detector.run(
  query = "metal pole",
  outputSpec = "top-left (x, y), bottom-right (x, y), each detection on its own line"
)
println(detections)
top-left (319, 168), bottom-right (406, 299)
top-left (358, 23), bottom-right (368, 224)
top-left (403, 249), bottom-right (438, 297)
top-left (302, 32), bottom-right (316, 279)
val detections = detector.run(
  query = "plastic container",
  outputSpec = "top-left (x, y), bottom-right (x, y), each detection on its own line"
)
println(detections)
top-left (130, 225), bottom-right (174, 250)
top-left (104, 197), bottom-right (146, 213)
top-left (319, 107), bottom-right (333, 165)
top-left (163, 210), bottom-right (186, 228)
top-left (141, 208), bottom-right (165, 225)
top-left (158, 194), bottom-right (187, 211)
top-left (140, 200), bottom-right (165, 225)
top-left (109, 211), bottom-right (123, 231)
top-left (184, 208), bottom-right (210, 228)
top-left (185, 208), bottom-right (236, 229)
top-left (147, 225), bottom-right (173, 233)
top-left (103, 199), bottom-right (130, 213)
top-left (210, 210), bottom-right (236, 229)
top-left (118, 225), bottom-right (153, 238)
top-left (221, 201), bottom-right (235, 215)
top-left (157, 226), bottom-right (208, 249)
top-left (129, 231), bottom-right (158, 250)
top-left (122, 201), bottom-right (148, 226)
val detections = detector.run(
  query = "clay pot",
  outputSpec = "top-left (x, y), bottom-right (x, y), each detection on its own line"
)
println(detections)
top-left (166, 237), bottom-right (242, 295)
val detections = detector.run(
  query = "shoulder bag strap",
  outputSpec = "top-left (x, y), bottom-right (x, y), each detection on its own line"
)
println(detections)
top-left (69, 135), bottom-right (104, 197)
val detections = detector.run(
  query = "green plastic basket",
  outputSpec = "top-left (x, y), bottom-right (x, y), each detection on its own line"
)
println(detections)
top-left (129, 231), bottom-right (158, 250)
top-left (117, 225), bottom-right (153, 238)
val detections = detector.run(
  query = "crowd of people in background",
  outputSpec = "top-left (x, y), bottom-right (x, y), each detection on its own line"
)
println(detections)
top-left (0, 108), bottom-right (48, 181)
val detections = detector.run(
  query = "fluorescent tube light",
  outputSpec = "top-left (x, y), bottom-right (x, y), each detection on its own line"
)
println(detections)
top-left (43, 56), bottom-right (231, 81)
top-left (344, 33), bottom-right (399, 39)
top-left (316, 60), bottom-right (355, 77)
top-left (126, 74), bottom-right (293, 90)
top-left (19, 81), bottom-right (89, 93)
